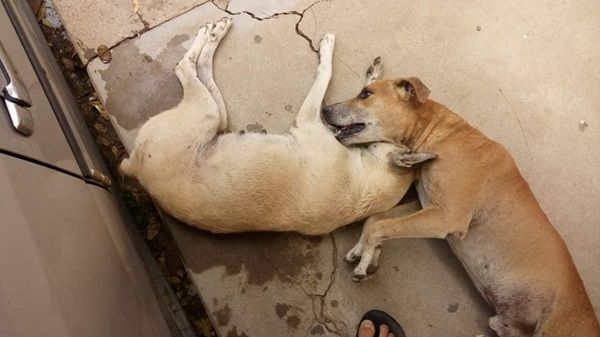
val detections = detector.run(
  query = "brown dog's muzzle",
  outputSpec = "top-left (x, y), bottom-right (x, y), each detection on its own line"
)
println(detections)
top-left (322, 104), bottom-right (366, 140)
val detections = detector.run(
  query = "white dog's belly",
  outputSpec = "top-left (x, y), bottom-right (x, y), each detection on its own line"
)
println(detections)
top-left (143, 133), bottom-right (349, 233)
top-left (143, 132), bottom-right (406, 234)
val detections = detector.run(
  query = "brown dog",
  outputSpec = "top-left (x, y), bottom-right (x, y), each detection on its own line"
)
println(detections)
top-left (322, 74), bottom-right (600, 336)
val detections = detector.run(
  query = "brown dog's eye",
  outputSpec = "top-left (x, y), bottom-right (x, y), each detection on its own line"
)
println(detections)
top-left (358, 89), bottom-right (372, 99)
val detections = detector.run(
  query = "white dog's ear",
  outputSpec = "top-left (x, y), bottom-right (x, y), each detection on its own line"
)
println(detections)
top-left (390, 151), bottom-right (437, 168)
top-left (395, 77), bottom-right (430, 106)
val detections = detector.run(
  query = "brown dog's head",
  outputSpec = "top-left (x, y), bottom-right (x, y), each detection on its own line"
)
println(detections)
top-left (322, 77), bottom-right (430, 145)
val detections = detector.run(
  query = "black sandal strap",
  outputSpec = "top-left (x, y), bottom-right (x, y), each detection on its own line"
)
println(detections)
top-left (357, 309), bottom-right (406, 337)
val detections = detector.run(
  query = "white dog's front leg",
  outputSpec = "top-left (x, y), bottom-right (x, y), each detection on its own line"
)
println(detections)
top-left (296, 34), bottom-right (335, 126)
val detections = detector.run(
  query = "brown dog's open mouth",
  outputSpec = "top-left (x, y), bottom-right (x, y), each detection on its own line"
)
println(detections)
top-left (329, 123), bottom-right (366, 139)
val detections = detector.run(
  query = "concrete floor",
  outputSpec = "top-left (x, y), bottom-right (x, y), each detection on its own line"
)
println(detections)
top-left (55, 0), bottom-right (600, 336)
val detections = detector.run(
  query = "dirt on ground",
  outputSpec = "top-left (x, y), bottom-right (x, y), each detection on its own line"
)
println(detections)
top-left (35, 8), bottom-right (215, 337)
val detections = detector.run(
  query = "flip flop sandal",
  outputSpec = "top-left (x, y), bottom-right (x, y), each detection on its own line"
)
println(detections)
top-left (357, 309), bottom-right (406, 337)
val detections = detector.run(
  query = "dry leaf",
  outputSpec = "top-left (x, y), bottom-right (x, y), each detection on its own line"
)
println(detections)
top-left (111, 146), bottom-right (118, 158)
top-left (194, 318), bottom-right (213, 337)
top-left (96, 136), bottom-right (111, 147)
top-left (39, 0), bottom-right (62, 28)
top-left (61, 57), bottom-right (75, 71)
top-left (97, 45), bottom-right (112, 64)
top-left (132, 0), bottom-right (139, 13)
top-left (93, 122), bottom-right (108, 133)
top-left (91, 100), bottom-right (110, 120)
top-left (167, 276), bottom-right (182, 285)
top-left (146, 221), bottom-right (160, 240)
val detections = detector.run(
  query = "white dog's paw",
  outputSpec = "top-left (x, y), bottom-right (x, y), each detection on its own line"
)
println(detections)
top-left (208, 18), bottom-right (232, 42)
top-left (215, 17), bottom-right (233, 33)
top-left (194, 23), bottom-right (211, 40)
top-left (319, 33), bottom-right (335, 51)
top-left (217, 17), bottom-right (233, 29)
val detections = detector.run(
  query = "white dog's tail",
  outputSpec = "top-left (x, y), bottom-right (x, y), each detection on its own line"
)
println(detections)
top-left (119, 156), bottom-right (137, 177)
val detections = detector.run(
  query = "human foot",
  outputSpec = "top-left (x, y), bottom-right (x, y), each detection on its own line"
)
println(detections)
top-left (358, 320), bottom-right (395, 337)
top-left (357, 310), bottom-right (406, 337)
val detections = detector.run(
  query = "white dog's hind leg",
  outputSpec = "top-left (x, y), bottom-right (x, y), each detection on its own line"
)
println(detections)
top-left (175, 24), bottom-right (211, 102)
top-left (296, 33), bottom-right (335, 126)
top-left (173, 23), bottom-right (222, 140)
top-left (197, 17), bottom-right (232, 131)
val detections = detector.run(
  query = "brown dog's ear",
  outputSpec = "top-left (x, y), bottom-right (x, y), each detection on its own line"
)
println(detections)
top-left (395, 77), bottom-right (430, 106)
top-left (389, 151), bottom-right (437, 168)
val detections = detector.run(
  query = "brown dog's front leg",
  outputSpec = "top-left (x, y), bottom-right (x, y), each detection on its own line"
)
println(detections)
top-left (345, 201), bottom-right (421, 266)
top-left (352, 206), bottom-right (471, 281)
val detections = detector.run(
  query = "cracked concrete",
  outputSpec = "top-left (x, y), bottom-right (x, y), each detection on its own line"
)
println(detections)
top-left (87, 1), bottom-right (316, 149)
top-left (54, 0), bottom-right (216, 62)
top-left (211, 0), bottom-right (324, 53)
top-left (227, 0), bottom-right (323, 19)
top-left (52, 0), bottom-right (600, 336)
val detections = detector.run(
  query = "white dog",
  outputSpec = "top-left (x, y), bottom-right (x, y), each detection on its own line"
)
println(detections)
top-left (120, 18), bottom-right (435, 236)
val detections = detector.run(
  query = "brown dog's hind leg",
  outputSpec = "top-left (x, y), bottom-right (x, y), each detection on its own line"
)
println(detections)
top-left (490, 316), bottom-right (532, 337)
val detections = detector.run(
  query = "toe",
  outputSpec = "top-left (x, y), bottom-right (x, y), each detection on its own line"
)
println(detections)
top-left (378, 324), bottom-right (389, 337)
top-left (358, 320), bottom-right (375, 337)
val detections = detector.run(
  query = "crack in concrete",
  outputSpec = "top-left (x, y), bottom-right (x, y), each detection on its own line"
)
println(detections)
top-left (135, 8), bottom-right (151, 30)
top-left (84, 0), bottom-right (328, 65)
top-left (82, 1), bottom-right (216, 65)
top-left (499, 88), bottom-right (532, 158)
top-left (210, 0), bottom-right (327, 54)
top-left (256, 233), bottom-right (344, 336)
top-left (306, 233), bottom-right (347, 337)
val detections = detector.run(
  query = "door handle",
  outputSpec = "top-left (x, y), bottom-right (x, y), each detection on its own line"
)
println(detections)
top-left (0, 41), bottom-right (34, 136)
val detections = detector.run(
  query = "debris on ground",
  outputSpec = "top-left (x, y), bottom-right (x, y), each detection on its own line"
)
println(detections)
top-left (37, 0), bottom-right (62, 28)
top-left (97, 44), bottom-right (112, 64)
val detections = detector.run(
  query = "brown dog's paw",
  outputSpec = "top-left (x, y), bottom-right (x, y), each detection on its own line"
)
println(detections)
top-left (352, 273), bottom-right (367, 282)
top-left (344, 255), bottom-right (360, 265)
top-left (366, 264), bottom-right (379, 275)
